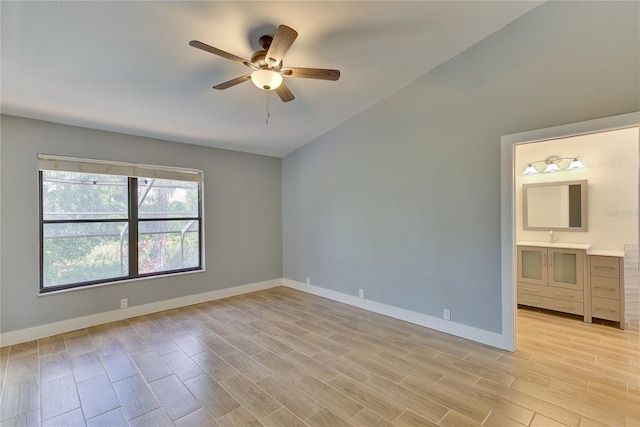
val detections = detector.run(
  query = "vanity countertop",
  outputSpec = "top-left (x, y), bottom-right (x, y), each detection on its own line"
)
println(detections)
top-left (517, 241), bottom-right (625, 257)
top-left (517, 241), bottom-right (592, 250)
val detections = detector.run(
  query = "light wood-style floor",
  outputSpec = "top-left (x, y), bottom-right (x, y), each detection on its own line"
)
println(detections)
top-left (1, 287), bottom-right (638, 426)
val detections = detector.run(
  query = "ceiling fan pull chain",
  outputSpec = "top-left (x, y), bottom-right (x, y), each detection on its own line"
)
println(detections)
top-left (265, 92), bottom-right (271, 125)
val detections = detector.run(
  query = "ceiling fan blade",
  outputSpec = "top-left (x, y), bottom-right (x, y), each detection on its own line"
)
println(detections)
top-left (281, 67), bottom-right (340, 81)
top-left (213, 74), bottom-right (251, 90)
top-left (275, 82), bottom-right (295, 102)
top-left (189, 40), bottom-right (257, 69)
top-left (266, 25), bottom-right (298, 67)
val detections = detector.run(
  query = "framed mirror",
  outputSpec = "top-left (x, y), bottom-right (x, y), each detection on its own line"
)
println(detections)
top-left (523, 180), bottom-right (588, 231)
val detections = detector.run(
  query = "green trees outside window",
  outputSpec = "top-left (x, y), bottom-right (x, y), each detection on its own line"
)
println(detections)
top-left (40, 170), bottom-right (202, 292)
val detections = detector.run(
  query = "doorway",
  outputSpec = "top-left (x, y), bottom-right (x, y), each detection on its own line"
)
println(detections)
top-left (500, 112), bottom-right (640, 351)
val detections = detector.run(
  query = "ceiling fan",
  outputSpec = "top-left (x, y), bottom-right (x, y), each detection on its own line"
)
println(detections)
top-left (189, 25), bottom-right (340, 102)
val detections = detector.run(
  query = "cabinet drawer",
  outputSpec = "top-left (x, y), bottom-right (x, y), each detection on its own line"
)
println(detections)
top-left (517, 283), bottom-right (583, 302)
top-left (591, 276), bottom-right (620, 299)
top-left (592, 296), bottom-right (621, 321)
top-left (590, 256), bottom-right (620, 278)
top-left (518, 293), bottom-right (583, 315)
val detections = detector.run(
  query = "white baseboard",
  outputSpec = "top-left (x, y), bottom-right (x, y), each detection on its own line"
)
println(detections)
top-left (2, 277), bottom-right (511, 351)
top-left (0, 279), bottom-right (282, 347)
top-left (283, 279), bottom-right (511, 351)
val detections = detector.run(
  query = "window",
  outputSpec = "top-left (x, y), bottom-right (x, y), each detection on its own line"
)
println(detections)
top-left (38, 155), bottom-right (203, 293)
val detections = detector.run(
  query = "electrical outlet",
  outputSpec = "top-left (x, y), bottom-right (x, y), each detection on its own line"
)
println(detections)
top-left (358, 288), bottom-right (364, 299)
top-left (443, 308), bottom-right (451, 321)
top-left (306, 277), bottom-right (310, 285)
top-left (120, 298), bottom-right (128, 309)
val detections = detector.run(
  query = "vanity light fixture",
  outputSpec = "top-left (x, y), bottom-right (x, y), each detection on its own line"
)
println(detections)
top-left (522, 155), bottom-right (585, 175)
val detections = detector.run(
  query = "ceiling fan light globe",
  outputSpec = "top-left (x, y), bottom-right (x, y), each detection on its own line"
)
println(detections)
top-left (251, 69), bottom-right (283, 91)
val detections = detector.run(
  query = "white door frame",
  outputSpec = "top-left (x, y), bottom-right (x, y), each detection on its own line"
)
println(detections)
top-left (500, 112), bottom-right (640, 351)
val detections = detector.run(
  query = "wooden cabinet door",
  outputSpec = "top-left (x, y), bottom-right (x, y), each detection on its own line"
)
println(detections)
top-left (517, 246), bottom-right (547, 286)
top-left (548, 248), bottom-right (583, 290)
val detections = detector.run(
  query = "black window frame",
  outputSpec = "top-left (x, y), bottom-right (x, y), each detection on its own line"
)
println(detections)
top-left (39, 170), bottom-right (203, 294)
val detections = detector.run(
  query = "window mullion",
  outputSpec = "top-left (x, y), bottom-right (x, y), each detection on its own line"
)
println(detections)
top-left (129, 177), bottom-right (139, 277)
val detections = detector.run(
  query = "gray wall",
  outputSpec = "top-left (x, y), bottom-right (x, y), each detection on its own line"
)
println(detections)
top-left (282, 1), bottom-right (640, 333)
top-left (1, 115), bottom-right (282, 333)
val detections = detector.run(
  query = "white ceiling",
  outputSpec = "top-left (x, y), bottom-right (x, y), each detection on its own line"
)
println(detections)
top-left (1, 1), bottom-right (542, 157)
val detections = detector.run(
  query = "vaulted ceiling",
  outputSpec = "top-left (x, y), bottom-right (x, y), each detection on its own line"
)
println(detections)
top-left (1, 1), bottom-right (542, 157)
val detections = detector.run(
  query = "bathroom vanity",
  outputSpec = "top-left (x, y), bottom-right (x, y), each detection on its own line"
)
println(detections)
top-left (517, 242), bottom-right (625, 329)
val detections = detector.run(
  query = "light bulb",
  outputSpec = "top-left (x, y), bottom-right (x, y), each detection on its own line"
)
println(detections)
top-left (544, 163), bottom-right (560, 173)
top-left (251, 69), bottom-right (283, 91)
top-left (567, 158), bottom-right (585, 170)
top-left (523, 164), bottom-right (538, 175)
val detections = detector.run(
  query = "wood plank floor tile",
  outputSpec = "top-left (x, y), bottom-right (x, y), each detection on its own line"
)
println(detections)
top-left (273, 333), bottom-right (323, 357)
top-left (0, 375), bottom-right (40, 421)
top-left (171, 333), bottom-right (209, 356)
top-left (38, 336), bottom-right (66, 358)
top-left (223, 334), bottom-right (266, 356)
top-left (196, 332), bottom-right (238, 356)
top-left (88, 331), bottom-right (124, 357)
top-left (76, 374), bottom-right (120, 420)
top-left (364, 375), bottom-right (449, 423)
top-left (143, 332), bottom-right (180, 356)
top-left (252, 350), bottom-right (306, 381)
top-left (160, 349), bottom-right (206, 382)
top-left (219, 373), bottom-right (281, 418)
top-left (392, 409), bottom-right (439, 427)
top-left (64, 334), bottom-right (95, 357)
top-left (4, 352), bottom-right (38, 383)
top-left (348, 408), bottom-right (394, 427)
top-left (86, 407), bottom-right (129, 427)
top-left (219, 350), bottom-right (271, 383)
top-left (112, 374), bottom-right (161, 420)
top-left (399, 375), bottom-right (491, 423)
top-left (473, 378), bottom-right (581, 426)
top-left (343, 351), bottom-right (408, 383)
top-left (183, 374), bottom-right (240, 418)
top-left (3, 408), bottom-right (41, 427)
top-left (261, 407), bottom-right (306, 427)
top-left (312, 351), bottom-right (374, 383)
top-left (131, 351), bottom-right (173, 382)
top-left (129, 408), bottom-right (174, 427)
top-left (216, 406), bottom-right (262, 427)
top-left (70, 351), bottom-right (106, 382)
top-left (1, 287), bottom-right (638, 427)
top-left (248, 333), bottom-right (294, 355)
top-left (255, 374), bottom-right (323, 420)
top-left (438, 409), bottom-right (483, 427)
top-left (9, 340), bottom-right (38, 359)
top-left (42, 408), bottom-right (86, 427)
top-left (40, 352), bottom-right (72, 383)
top-left (100, 350), bottom-right (138, 382)
top-left (41, 374), bottom-right (81, 421)
top-left (148, 375), bottom-right (201, 420)
top-left (191, 350), bottom-right (239, 382)
top-left (306, 408), bottom-right (353, 427)
top-left (293, 374), bottom-right (363, 419)
top-left (482, 410), bottom-right (528, 427)
top-left (174, 407), bottom-right (220, 427)
top-left (281, 350), bottom-right (340, 382)
top-left (327, 374), bottom-right (404, 421)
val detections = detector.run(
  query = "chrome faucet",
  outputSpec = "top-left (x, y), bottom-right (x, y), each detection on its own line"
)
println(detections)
top-left (549, 230), bottom-right (558, 243)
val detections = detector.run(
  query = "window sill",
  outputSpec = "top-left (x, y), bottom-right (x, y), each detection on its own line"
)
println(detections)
top-left (38, 268), bottom-right (206, 296)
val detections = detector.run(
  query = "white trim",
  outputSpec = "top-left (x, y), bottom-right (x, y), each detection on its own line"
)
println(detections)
top-left (283, 279), bottom-right (511, 350)
top-left (38, 153), bottom-right (203, 182)
top-left (0, 279), bottom-right (282, 347)
top-left (501, 112), bottom-right (640, 352)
